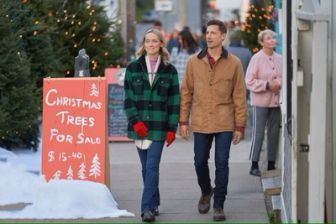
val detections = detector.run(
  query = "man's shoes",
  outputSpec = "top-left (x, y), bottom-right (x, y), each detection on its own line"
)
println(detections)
top-left (142, 211), bottom-right (155, 222)
top-left (153, 207), bottom-right (159, 216)
top-left (198, 188), bottom-right (213, 214)
top-left (249, 168), bottom-right (261, 176)
top-left (213, 208), bottom-right (226, 221)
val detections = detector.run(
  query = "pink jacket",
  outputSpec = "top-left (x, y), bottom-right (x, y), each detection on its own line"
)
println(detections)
top-left (245, 50), bottom-right (282, 107)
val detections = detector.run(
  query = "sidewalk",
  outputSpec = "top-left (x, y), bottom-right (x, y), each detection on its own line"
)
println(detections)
top-left (107, 136), bottom-right (268, 223)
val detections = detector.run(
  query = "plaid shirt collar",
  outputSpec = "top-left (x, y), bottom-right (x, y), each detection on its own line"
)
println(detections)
top-left (206, 52), bottom-right (216, 69)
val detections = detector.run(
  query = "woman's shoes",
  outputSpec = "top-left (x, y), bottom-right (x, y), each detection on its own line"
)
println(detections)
top-left (142, 211), bottom-right (155, 222)
top-left (153, 207), bottom-right (159, 216)
top-left (249, 168), bottom-right (261, 176)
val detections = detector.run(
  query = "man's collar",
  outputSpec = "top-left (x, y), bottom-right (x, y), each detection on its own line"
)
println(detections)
top-left (197, 47), bottom-right (228, 59)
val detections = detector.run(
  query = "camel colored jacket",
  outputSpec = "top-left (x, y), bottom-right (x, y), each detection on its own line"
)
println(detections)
top-left (180, 48), bottom-right (247, 133)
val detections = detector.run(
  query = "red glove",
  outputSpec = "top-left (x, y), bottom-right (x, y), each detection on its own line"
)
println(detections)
top-left (132, 121), bottom-right (148, 137)
top-left (165, 131), bottom-right (175, 147)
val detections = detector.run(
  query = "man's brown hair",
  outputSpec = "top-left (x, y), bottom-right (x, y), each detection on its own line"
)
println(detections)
top-left (206, 19), bottom-right (227, 34)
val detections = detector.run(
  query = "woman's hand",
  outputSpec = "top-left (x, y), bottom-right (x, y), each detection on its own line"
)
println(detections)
top-left (269, 80), bottom-right (281, 93)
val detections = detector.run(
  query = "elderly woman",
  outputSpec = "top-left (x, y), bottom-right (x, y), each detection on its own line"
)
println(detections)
top-left (245, 29), bottom-right (282, 177)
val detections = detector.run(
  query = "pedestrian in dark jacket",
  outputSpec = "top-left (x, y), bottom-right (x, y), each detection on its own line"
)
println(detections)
top-left (124, 28), bottom-right (180, 223)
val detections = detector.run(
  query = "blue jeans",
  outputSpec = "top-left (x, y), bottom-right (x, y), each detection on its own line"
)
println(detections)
top-left (137, 141), bottom-right (164, 214)
top-left (193, 132), bottom-right (233, 208)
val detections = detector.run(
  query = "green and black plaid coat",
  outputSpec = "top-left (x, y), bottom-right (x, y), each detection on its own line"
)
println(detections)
top-left (124, 55), bottom-right (180, 140)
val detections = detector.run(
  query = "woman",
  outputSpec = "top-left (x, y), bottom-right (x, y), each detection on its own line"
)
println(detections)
top-left (245, 29), bottom-right (282, 177)
top-left (124, 28), bottom-right (180, 222)
top-left (170, 28), bottom-right (199, 84)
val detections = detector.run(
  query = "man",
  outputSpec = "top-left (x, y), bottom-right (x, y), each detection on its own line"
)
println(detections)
top-left (227, 30), bottom-right (253, 135)
top-left (179, 19), bottom-right (247, 221)
top-left (227, 30), bottom-right (252, 76)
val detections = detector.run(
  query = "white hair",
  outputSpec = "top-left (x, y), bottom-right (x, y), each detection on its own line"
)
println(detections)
top-left (258, 29), bottom-right (276, 44)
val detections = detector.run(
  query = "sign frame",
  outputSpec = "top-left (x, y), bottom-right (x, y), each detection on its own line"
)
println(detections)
top-left (41, 77), bottom-right (110, 187)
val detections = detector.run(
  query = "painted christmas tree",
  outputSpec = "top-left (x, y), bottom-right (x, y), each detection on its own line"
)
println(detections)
top-left (89, 153), bottom-right (101, 179)
top-left (52, 170), bottom-right (62, 180)
top-left (90, 83), bottom-right (99, 97)
top-left (66, 165), bottom-right (74, 180)
top-left (78, 162), bottom-right (87, 180)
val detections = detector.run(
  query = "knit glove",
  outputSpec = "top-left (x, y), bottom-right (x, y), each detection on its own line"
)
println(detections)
top-left (165, 131), bottom-right (176, 147)
top-left (132, 121), bottom-right (148, 137)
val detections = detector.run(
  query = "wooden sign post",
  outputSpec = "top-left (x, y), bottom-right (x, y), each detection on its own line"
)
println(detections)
top-left (41, 77), bottom-right (110, 187)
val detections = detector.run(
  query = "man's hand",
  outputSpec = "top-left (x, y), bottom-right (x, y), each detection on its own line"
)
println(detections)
top-left (232, 130), bottom-right (243, 145)
top-left (179, 125), bottom-right (190, 140)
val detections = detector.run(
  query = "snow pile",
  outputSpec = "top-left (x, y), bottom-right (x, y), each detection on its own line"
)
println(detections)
top-left (0, 148), bottom-right (134, 219)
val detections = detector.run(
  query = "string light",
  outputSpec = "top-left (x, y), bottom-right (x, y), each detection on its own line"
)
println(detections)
top-left (12, 0), bottom-right (119, 78)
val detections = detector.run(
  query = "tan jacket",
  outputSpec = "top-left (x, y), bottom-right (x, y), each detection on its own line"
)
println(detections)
top-left (180, 48), bottom-right (247, 133)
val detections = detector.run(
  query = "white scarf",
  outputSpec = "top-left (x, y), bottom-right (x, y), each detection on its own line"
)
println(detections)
top-left (145, 55), bottom-right (160, 86)
top-left (134, 55), bottom-right (160, 150)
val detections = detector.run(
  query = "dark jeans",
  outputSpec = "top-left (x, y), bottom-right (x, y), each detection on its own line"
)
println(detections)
top-left (137, 141), bottom-right (164, 214)
top-left (193, 132), bottom-right (233, 208)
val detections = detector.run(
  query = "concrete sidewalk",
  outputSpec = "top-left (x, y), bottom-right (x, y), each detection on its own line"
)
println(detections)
top-left (107, 136), bottom-right (268, 223)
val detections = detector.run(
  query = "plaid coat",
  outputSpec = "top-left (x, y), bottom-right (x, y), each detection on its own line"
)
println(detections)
top-left (124, 55), bottom-right (180, 140)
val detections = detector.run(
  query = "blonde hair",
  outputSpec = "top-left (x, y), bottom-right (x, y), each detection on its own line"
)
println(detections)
top-left (258, 29), bottom-right (276, 45)
top-left (136, 28), bottom-right (170, 65)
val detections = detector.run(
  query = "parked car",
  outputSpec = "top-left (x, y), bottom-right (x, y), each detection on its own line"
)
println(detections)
top-left (142, 10), bottom-right (159, 23)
